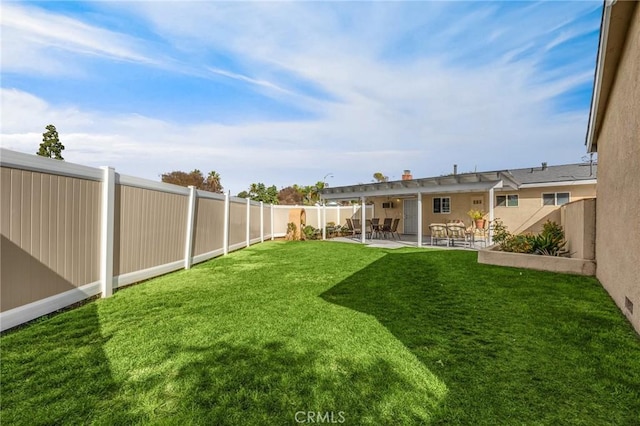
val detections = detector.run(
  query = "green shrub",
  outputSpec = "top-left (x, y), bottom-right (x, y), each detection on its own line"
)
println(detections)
top-left (493, 219), bottom-right (567, 256)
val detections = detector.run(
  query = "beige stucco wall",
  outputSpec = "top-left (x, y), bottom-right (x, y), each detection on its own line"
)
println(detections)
top-left (594, 4), bottom-right (640, 334)
top-left (367, 184), bottom-right (595, 237)
top-left (560, 198), bottom-right (596, 260)
top-left (494, 184), bottom-right (596, 235)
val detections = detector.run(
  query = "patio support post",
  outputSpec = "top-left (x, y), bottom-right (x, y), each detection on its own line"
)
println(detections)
top-left (322, 204), bottom-right (326, 240)
top-left (417, 192), bottom-right (423, 247)
top-left (260, 201), bottom-right (264, 243)
top-left (223, 191), bottom-right (230, 255)
top-left (184, 186), bottom-right (196, 269)
top-left (270, 204), bottom-right (274, 240)
top-left (361, 196), bottom-right (366, 244)
top-left (337, 206), bottom-right (340, 229)
top-left (99, 166), bottom-right (115, 298)
top-left (246, 198), bottom-right (251, 247)
top-left (489, 185), bottom-right (496, 245)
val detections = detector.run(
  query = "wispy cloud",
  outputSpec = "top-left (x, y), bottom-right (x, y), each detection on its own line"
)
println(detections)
top-left (1, 1), bottom-right (602, 193)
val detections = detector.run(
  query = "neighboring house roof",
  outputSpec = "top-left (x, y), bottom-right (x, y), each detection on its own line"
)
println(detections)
top-left (507, 163), bottom-right (597, 186)
top-left (321, 163), bottom-right (596, 200)
top-left (586, 0), bottom-right (638, 152)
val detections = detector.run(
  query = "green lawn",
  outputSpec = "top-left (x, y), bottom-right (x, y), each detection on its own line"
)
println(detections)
top-left (2, 241), bottom-right (639, 425)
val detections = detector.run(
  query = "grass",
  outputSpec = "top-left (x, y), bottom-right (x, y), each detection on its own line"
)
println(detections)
top-left (1, 241), bottom-right (639, 425)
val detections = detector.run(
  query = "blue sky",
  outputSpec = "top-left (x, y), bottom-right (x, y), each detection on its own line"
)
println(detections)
top-left (1, 1), bottom-right (602, 194)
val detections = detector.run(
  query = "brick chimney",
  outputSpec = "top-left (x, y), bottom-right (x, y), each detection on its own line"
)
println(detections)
top-left (402, 170), bottom-right (413, 180)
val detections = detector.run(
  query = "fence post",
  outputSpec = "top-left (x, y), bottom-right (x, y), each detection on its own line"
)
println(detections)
top-left (246, 198), bottom-right (251, 247)
top-left (270, 204), bottom-right (274, 240)
top-left (322, 204), bottom-right (326, 240)
top-left (260, 201), bottom-right (264, 243)
top-left (100, 166), bottom-right (115, 298)
top-left (184, 186), bottom-right (196, 269)
top-left (224, 191), bottom-right (230, 255)
top-left (417, 192), bottom-right (423, 247)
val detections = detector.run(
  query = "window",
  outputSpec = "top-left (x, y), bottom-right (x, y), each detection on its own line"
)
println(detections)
top-left (433, 197), bottom-right (451, 213)
top-left (543, 192), bottom-right (570, 206)
top-left (496, 194), bottom-right (518, 207)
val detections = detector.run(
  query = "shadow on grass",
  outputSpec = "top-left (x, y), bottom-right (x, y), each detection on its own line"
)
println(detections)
top-left (107, 339), bottom-right (442, 425)
top-left (0, 303), bottom-right (135, 425)
top-left (320, 249), bottom-right (640, 425)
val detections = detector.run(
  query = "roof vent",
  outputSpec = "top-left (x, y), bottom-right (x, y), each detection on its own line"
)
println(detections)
top-left (541, 162), bottom-right (548, 170)
top-left (453, 164), bottom-right (458, 175)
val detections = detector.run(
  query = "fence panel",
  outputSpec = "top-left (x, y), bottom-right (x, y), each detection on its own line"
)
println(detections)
top-left (1, 167), bottom-right (101, 313)
top-left (228, 199), bottom-right (247, 249)
top-left (250, 202), bottom-right (261, 242)
top-left (113, 185), bottom-right (188, 276)
top-left (192, 196), bottom-right (226, 258)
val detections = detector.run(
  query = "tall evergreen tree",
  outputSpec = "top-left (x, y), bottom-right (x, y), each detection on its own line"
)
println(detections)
top-left (37, 124), bottom-right (65, 160)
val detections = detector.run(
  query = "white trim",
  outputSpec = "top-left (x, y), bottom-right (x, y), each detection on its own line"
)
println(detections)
top-left (586, 1), bottom-right (614, 152)
top-left (0, 281), bottom-right (101, 332)
top-left (117, 174), bottom-right (190, 195)
top-left (270, 204), bottom-right (275, 241)
top-left (184, 186), bottom-right (197, 269)
top-left (496, 194), bottom-right (519, 208)
top-left (432, 196), bottom-right (451, 214)
top-left (0, 148), bottom-right (103, 180)
top-left (114, 260), bottom-right (184, 288)
top-left (489, 185), bottom-right (496, 245)
top-left (541, 191), bottom-right (571, 207)
top-left (100, 167), bottom-right (115, 298)
top-left (417, 192), bottom-right (423, 247)
top-left (223, 191), bottom-right (230, 255)
top-left (229, 241), bottom-right (247, 252)
top-left (360, 197), bottom-right (366, 243)
top-left (322, 204), bottom-right (327, 240)
top-left (195, 190), bottom-right (225, 201)
top-left (192, 248), bottom-right (225, 264)
top-left (518, 179), bottom-right (596, 189)
top-left (260, 202), bottom-right (264, 243)
top-left (246, 198), bottom-right (251, 248)
top-left (324, 180), bottom-right (506, 200)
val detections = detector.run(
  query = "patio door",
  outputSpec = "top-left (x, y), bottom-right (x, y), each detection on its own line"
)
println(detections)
top-left (403, 199), bottom-right (418, 234)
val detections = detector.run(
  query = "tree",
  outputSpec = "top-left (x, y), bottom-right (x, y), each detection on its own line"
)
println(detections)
top-left (237, 182), bottom-right (279, 204)
top-left (161, 169), bottom-right (224, 193)
top-left (37, 124), bottom-right (65, 160)
top-left (373, 172), bottom-right (388, 182)
top-left (277, 186), bottom-right (304, 205)
top-left (203, 171), bottom-right (223, 193)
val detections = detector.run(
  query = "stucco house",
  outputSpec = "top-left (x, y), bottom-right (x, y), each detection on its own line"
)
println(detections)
top-left (321, 162), bottom-right (597, 246)
top-left (586, 0), bottom-right (639, 333)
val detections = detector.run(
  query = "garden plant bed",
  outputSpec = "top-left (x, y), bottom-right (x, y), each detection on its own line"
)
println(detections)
top-left (478, 245), bottom-right (596, 276)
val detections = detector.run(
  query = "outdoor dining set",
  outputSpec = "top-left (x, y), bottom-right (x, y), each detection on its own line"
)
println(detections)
top-left (344, 218), bottom-right (401, 240)
top-left (338, 218), bottom-right (489, 249)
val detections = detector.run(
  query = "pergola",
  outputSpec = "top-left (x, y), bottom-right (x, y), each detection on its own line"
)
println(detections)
top-left (320, 171), bottom-right (520, 246)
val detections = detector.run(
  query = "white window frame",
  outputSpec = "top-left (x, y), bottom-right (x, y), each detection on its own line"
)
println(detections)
top-left (433, 197), bottom-right (451, 214)
top-left (496, 194), bottom-right (519, 207)
top-left (542, 192), bottom-right (571, 206)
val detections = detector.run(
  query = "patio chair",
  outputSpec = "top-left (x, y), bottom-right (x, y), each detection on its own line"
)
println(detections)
top-left (365, 219), bottom-right (375, 239)
top-left (371, 218), bottom-right (381, 239)
top-left (380, 218), bottom-right (393, 239)
top-left (344, 218), bottom-right (355, 238)
top-left (352, 218), bottom-right (363, 239)
top-left (389, 218), bottom-right (401, 240)
top-left (429, 223), bottom-right (449, 246)
top-left (447, 222), bottom-right (470, 248)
